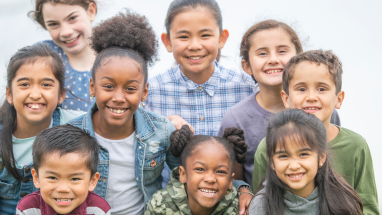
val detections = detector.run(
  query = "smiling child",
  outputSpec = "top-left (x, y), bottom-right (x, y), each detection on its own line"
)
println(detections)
top-left (145, 125), bottom-right (248, 215)
top-left (16, 124), bottom-right (110, 215)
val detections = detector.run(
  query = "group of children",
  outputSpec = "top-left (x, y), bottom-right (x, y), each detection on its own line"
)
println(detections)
top-left (0, 0), bottom-right (378, 214)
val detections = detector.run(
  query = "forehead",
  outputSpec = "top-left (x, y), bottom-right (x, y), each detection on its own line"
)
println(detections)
top-left (40, 152), bottom-right (90, 172)
top-left (291, 61), bottom-right (335, 86)
top-left (275, 135), bottom-right (312, 153)
top-left (42, 3), bottom-right (87, 20)
top-left (251, 28), bottom-right (294, 50)
top-left (96, 57), bottom-right (144, 81)
top-left (170, 6), bottom-right (219, 33)
top-left (14, 60), bottom-right (56, 81)
top-left (188, 142), bottom-right (231, 167)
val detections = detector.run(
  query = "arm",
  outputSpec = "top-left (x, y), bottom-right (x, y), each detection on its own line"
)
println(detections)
top-left (164, 119), bottom-right (181, 170)
top-left (354, 143), bottom-right (379, 215)
top-left (144, 193), bottom-right (166, 215)
top-left (166, 115), bottom-right (195, 134)
top-left (252, 138), bottom-right (268, 192)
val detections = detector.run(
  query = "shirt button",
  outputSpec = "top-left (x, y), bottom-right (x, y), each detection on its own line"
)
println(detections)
top-left (139, 146), bottom-right (142, 149)
top-left (136, 177), bottom-right (139, 181)
top-left (198, 86), bottom-right (203, 90)
top-left (200, 117), bottom-right (204, 121)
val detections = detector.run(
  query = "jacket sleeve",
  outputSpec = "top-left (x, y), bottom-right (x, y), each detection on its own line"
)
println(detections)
top-left (354, 142), bottom-right (379, 215)
top-left (252, 138), bottom-right (268, 192)
top-left (164, 118), bottom-right (181, 170)
top-left (144, 193), bottom-right (166, 215)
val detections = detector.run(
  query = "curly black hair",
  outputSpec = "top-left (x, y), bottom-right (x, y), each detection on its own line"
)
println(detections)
top-left (170, 125), bottom-right (247, 172)
top-left (91, 9), bottom-right (158, 83)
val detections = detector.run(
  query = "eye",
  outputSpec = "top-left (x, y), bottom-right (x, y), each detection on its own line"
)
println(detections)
top-left (125, 87), bottom-right (136, 91)
top-left (71, 178), bottom-right (81, 181)
top-left (47, 23), bottom-right (58, 27)
top-left (47, 176), bottom-right (57, 180)
top-left (19, 83), bottom-right (29, 87)
top-left (300, 152), bottom-right (310, 157)
top-left (278, 154), bottom-right (288, 159)
top-left (279, 50), bottom-right (287, 54)
top-left (103, 85), bottom-right (114, 90)
top-left (318, 87), bottom-right (326, 92)
top-left (69, 16), bottom-right (77, 21)
top-left (216, 170), bottom-right (227, 174)
top-left (42, 83), bottom-right (52, 87)
top-left (297, 88), bottom-right (306, 92)
top-left (179, 35), bottom-right (188, 39)
top-left (258, 52), bottom-right (267, 56)
top-left (195, 168), bottom-right (204, 172)
top-left (201, 34), bottom-right (211, 38)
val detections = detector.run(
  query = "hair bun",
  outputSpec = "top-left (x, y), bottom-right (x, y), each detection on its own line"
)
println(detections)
top-left (223, 127), bottom-right (247, 164)
top-left (170, 125), bottom-right (194, 157)
top-left (91, 9), bottom-right (158, 65)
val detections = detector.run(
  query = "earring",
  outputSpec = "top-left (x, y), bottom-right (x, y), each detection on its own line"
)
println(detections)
top-left (9, 103), bottom-right (13, 106)
top-left (181, 183), bottom-right (184, 189)
top-left (57, 103), bottom-right (62, 108)
top-left (141, 99), bottom-right (146, 107)
top-left (227, 190), bottom-right (229, 194)
top-left (90, 95), bottom-right (94, 102)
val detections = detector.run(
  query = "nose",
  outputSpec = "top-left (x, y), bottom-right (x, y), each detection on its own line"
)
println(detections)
top-left (112, 89), bottom-right (126, 103)
top-left (56, 181), bottom-right (70, 193)
top-left (60, 22), bottom-right (74, 38)
top-left (29, 85), bottom-right (42, 100)
top-left (267, 52), bottom-right (280, 65)
top-left (188, 37), bottom-right (202, 51)
top-left (288, 158), bottom-right (301, 170)
top-left (306, 90), bottom-right (318, 102)
top-left (204, 172), bottom-right (217, 184)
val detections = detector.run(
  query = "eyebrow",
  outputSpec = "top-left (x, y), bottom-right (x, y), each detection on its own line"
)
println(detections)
top-left (45, 11), bottom-right (78, 23)
top-left (16, 78), bottom-right (55, 82)
top-left (45, 170), bottom-right (58, 175)
top-left (175, 28), bottom-right (214, 34)
top-left (100, 77), bottom-right (140, 84)
top-left (255, 45), bottom-right (290, 52)
top-left (275, 148), bottom-right (312, 154)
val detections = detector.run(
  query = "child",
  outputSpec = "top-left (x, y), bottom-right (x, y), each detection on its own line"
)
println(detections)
top-left (253, 50), bottom-right (379, 214)
top-left (249, 109), bottom-right (363, 215)
top-left (67, 10), bottom-right (181, 214)
top-left (218, 20), bottom-right (340, 184)
top-left (145, 125), bottom-right (247, 215)
top-left (0, 44), bottom-right (85, 215)
top-left (30, 0), bottom-right (97, 111)
top-left (16, 124), bottom-right (110, 215)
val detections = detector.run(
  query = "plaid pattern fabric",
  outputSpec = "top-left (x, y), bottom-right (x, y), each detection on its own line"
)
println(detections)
top-left (145, 61), bottom-right (257, 136)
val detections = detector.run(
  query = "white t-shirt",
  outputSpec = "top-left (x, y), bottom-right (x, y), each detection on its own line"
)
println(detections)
top-left (95, 132), bottom-right (145, 215)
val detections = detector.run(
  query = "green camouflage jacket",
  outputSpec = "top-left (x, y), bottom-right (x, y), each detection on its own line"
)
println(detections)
top-left (145, 167), bottom-right (239, 215)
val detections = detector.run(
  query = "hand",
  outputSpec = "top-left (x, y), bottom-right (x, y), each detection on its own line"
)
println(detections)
top-left (238, 188), bottom-right (253, 215)
top-left (167, 115), bottom-right (195, 134)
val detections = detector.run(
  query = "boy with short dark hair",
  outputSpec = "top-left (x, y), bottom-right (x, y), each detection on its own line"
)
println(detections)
top-left (252, 50), bottom-right (379, 215)
top-left (16, 124), bottom-right (110, 215)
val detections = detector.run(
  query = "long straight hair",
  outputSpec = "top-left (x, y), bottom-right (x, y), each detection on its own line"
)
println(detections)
top-left (262, 109), bottom-right (363, 215)
top-left (0, 44), bottom-right (65, 180)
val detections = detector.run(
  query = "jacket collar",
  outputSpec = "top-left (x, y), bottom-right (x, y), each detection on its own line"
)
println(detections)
top-left (173, 60), bottom-right (220, 97)
top-left (82, 103), bottom-right (156, 141)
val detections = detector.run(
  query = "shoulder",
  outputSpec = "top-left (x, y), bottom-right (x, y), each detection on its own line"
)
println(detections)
top-left (256, 138), bottom-right (267, 154)
top-left (66, 113), bottom-right (86, 127)
top-left (145, 189), bottom-right (169, 214)
top-left (16, 191), bottom-right (42, 213)
top-left (85, 191), bottom-right (111, 214)
top-left (148, 65), bottom-right (179, 87)
top-left (336, 127), bottom-right (368, 149)
top-left (141, 108), bottom-right (171, 124)
top-left (249, 189), bottom-right (267, 215)
top-left (36, 40), bottom-right (63, 53)
top-left (216, 63), bottom-right (255, 84)
top-left (137, 108), bottom-right (176, 134)
top-left (59, 108), bottom-right (86, 124)
top-left (227, 94), bottom-right (256, 114)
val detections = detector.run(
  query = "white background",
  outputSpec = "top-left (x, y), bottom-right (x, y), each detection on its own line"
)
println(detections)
top-left (1, 0), bottom-right (381, 208)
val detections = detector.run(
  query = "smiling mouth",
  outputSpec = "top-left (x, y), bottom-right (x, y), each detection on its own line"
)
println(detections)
top-left (63, 35), bottom-right (80, 44)
top-left (199, 188), bottom-right (217, 196)
top-left (108, 107), bottom-right (128, 114)
top-left (55, 198), bottom-right (73, 202)
top-left (287, 173), bottom-right (305, 179)
top-left (302, 107), bottom-right (321, 112)
top-left (187, 56), bottom-right (205, 60)
top-left (25, 103), bottom-right (45, 110)
top-left (265, 69), bottom-right (283, 74)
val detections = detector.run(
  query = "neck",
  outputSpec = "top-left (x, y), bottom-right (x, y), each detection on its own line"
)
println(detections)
top-left (180, 62), bottom-right (215, 85)
top-left (13, 115), bottom-right (52, 139)
top-left (66, 45), bottom-right (96, 71)
top-left (325, 120), bottom-right (339, 142)
top-left (256, 84), bottom-right (284, 112)
top-left (190, 205), bottom-right (215, 215)
top-left (92, 110), bottom-right (135, 140)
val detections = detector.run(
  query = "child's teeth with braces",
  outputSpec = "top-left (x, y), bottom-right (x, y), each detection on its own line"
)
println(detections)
top-left (109, 108), bottom-right (127, 114)
top-left (55, 198), bottom-right (73, 202)
top-left (265, 69), bottom-right (282, 74)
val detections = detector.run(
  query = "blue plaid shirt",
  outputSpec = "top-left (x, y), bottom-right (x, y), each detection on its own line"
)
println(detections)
top-left (145, 61), bottom-right (258, 136)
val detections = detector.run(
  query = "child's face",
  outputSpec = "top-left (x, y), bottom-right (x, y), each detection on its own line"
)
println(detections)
top-left (6, 61), bottom-right (65, 128)
top-left (179, 142), bottom-right (234, 213)
top-left (42, 3), bottom-right (96, 56)
top-left (242, 28), bottom-right (297, 87)
top-left (272, 138), bottom-right (326, 198)
top-left (90, 58), bottom-right (148, 129)
top-left (32, 152), bottom-right (99, 214)
top-left (162, 7), bottom-right (228, 79)
top-left (281, 61), bottom-right (344, 127)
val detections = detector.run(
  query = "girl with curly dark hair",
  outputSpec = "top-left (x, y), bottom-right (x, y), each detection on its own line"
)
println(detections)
top-left (66, 10), bottom-right (181, 214)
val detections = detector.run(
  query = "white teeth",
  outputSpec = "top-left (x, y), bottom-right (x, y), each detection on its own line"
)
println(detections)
top-left (265, 69), bottom-right (282, 74)
top-left (64, 37), bottom-right (77, 43)
top-left (56, 198), bottom-right (73, 202)
top-left (108, 108), bottom-right (127, 114)
top-left (188, 56), bottom-right (202, 60)
top-left (305, 107), bottom-right (319, 110)
top-left (28, 104), bottom-right (42, 109)
top-left (289, 174), bottom-right (304, 178)
top-left (200, 189), bottom-right (216, 193)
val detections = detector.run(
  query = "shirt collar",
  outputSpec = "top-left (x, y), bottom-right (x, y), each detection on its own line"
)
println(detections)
top-left (40, 191), bottom-right (89, 215)
top-left (174, 60), bottom-right (221, 96)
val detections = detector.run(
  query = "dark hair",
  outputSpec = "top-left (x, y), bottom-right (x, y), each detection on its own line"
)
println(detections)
top-left (29, 0), bottom-right (97, 30)
top-left (0, 44), bottom-right (65, 181)
top-left (283, 50), bottom-right (342, 95)
top-left (170, 125), bottom-right (247, 172)
top-left (33, 124), bottom-right (99, 177)
top-left (261, 109), bottom-right (363, 215)
top-left (240, 20), bottom-right (302, 83)
top-left (91, 9), bottom-right (158, 85)
top-left (164, 0), bottom-right (223, 61)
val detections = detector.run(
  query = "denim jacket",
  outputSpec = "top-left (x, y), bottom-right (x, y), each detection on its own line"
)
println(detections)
top-left (0, 108), bottom-right (61, 215)
top-left (67, 103), bottom-right (181, 204)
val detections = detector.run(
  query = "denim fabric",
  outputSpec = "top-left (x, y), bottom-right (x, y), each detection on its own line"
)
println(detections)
top-left (67, 103), bottom-right (181, 204)
top-left (0, 108), bottom-right (61, 215)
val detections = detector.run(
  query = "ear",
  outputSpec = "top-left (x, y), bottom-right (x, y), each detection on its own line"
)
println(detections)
top-left (32, 168), bottom-right (41, 189)
top-left (87, 2), bottom-right (97, 21)
top-left (58, 89), bottom-right (66, 106)
top-left (179, 166), bottom-right (187, 184)
top-left (319, 152), bottom-right (327, 167)
top-left (88, 172), bottom-right (100, 192)
top-left (89, 77), bottom-right (95, 97)
top-left (228, 172), bottom-right (234, 190)
top-left (218, 29), bottom-right (229, 49)
top-left (280, 90), bottom-right (290, 109)
top-left (5, 87), bottom-right (13, 105)
top-left (141, 82), bottom-right (149, 102)
top-left (335, 91), bottom-right (344, 109)
top-left (241, 59), bottom-right (253, 76)
top-left (161, 33), bottom-right (173, 53)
